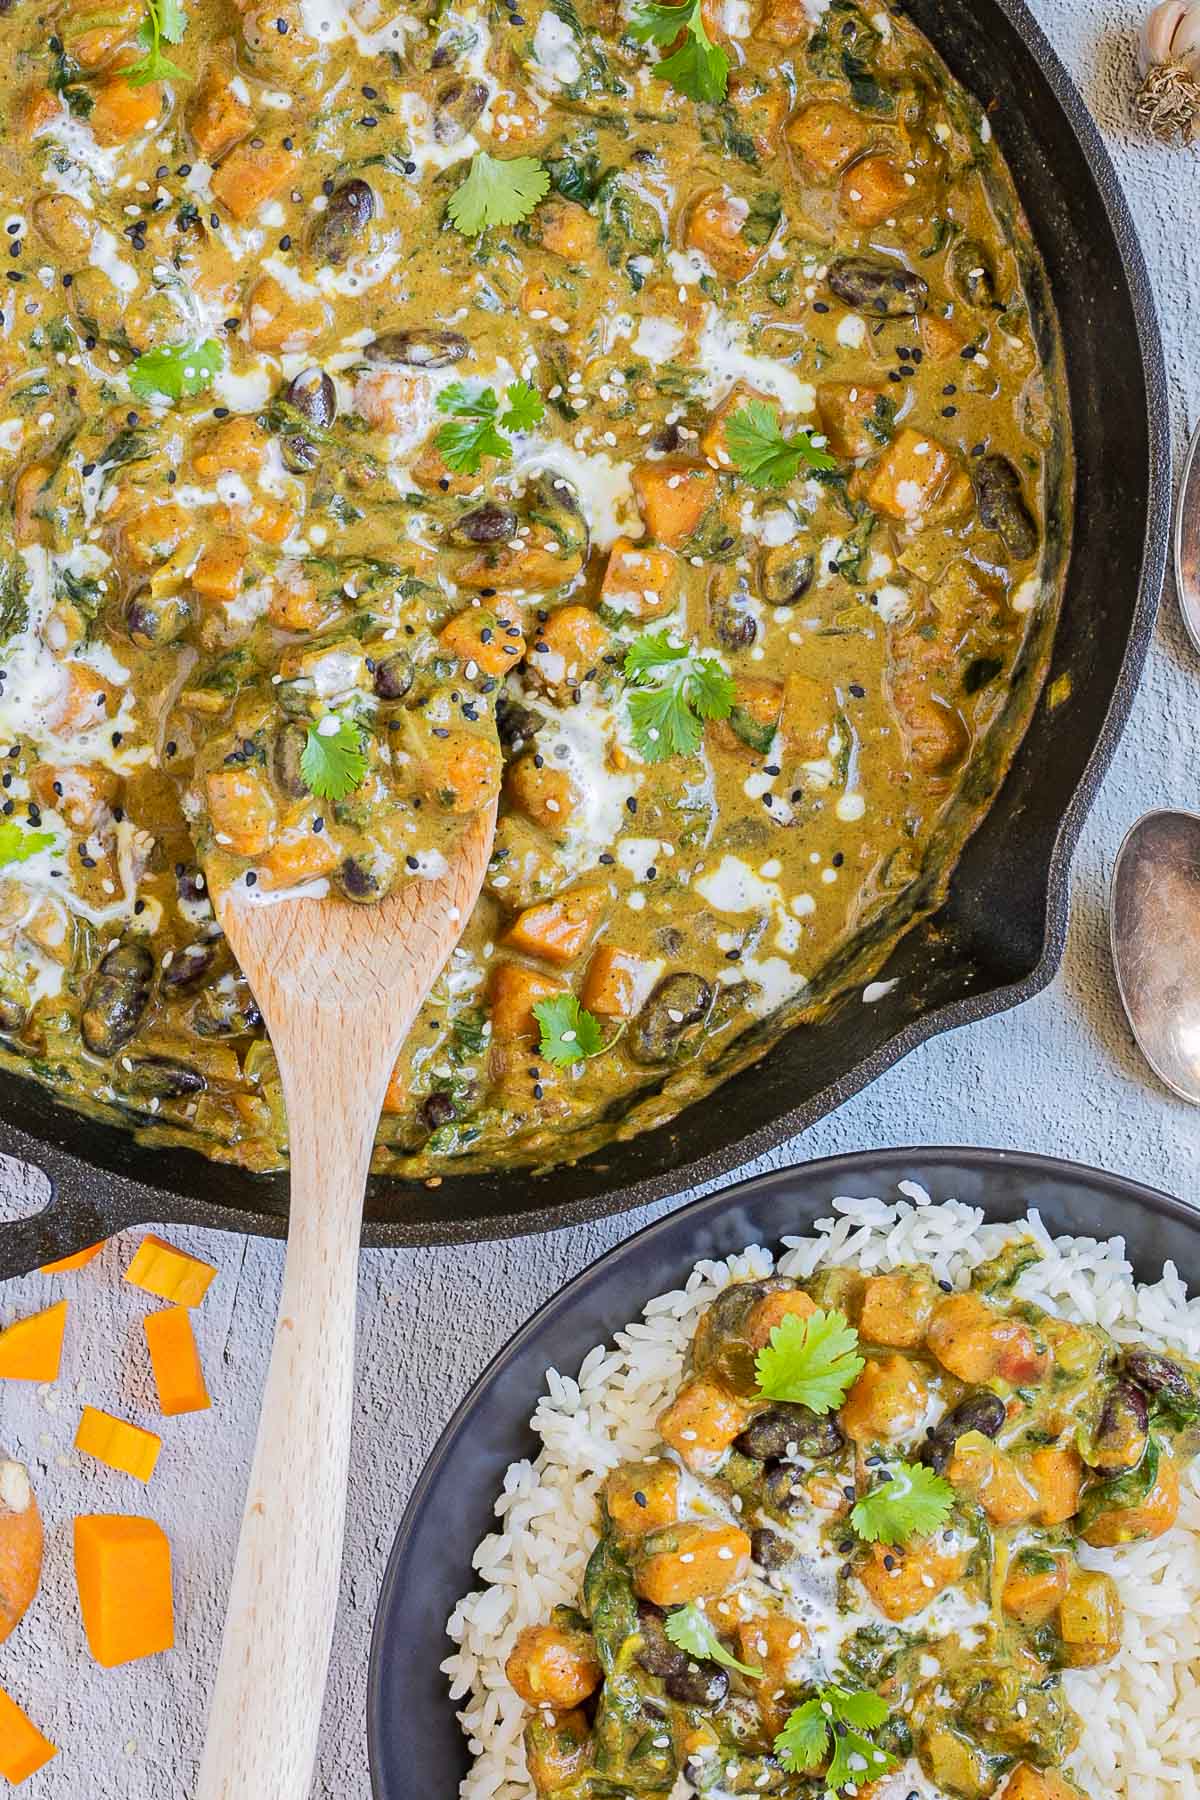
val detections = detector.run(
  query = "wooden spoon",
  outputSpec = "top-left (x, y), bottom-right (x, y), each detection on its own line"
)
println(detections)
top-left (195, 805), bottom-right (494, 1800)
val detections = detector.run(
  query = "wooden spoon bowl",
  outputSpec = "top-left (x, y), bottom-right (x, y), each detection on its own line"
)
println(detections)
top-left (196, 806), bottom-right (495, 1800)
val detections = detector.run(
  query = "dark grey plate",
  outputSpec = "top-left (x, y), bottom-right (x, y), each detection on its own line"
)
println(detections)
top-left (366, 1146), bottom-right (1199, 1797)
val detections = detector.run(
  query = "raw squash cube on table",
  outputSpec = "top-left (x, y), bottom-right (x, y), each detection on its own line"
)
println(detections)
top-left (0, 1686), bottom-right (57, 1784)
top-left (144, 1308), bottom-right (211, 1417)
top-left (39, 1239), bottom-right (106, 1274)
top-left (124, 1235), bottom-right (217, 1307)
top-left (75, 1408), bottom-right (162, 1484)
top-left (74, 1515), bottom-right (174, 1669)
top-left (0, 1300), bottom-right (68, 1383)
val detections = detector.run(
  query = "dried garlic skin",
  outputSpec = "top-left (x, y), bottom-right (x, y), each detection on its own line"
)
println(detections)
top-left (1137, 0), bottom-right (1200, 141)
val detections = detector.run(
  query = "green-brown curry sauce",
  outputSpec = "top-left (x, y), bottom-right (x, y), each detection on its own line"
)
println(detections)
top-left (505, 1244), bottom-right (1198, 1799)
top-left (0, 0), bottom-right (1070, 1176)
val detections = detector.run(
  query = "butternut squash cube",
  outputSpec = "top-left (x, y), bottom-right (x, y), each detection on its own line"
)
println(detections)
top-left (124, 1235), bottom-right (217, 1308)
top-left (0, 1300), bottom-right (68, 1383)
top-left (786, 101), bottom-right (872, 178)
top-left (0, 1687), bottom-right (57, 1785)
top-left (210, 141), bottom-right (300, 221)
top-left (144, 1308), bottom-right (211, 1416)
top-left (488, 962), bottom-right (567, 1041)
top-left (744, 1286), bottom-right (816, 1350)
top-left (840, 153), bottom-right (918, 228)
top-left (1026, 1445), bottom-right (1082, 1526)
top-left (504, 888), bottom-right (605, 965)
top-left (581, 946), bottom-right (658, 1018)
top-left (40, 1240), bottom-right (106, 1274)
top-left (74, 1514), bottom-right (174, 1668)
top-left (598, 539), bottom-right (680, 621)
top-left (684, 188), bottom-right (766, 282)
top-left (603, 1459), bottom-right (680, 1537)
top-left (75, 1407), bottom-right (162, 1484)
top-left (999, 1766), bottom-right (1081, 1800)
top-left (632, 460), bottom-right (717, 547)
top-left (864, 428), bottom-right (953, 523)
top-left (634, 1521), bottom-right (752, 1605)
top-left (658, 1376), bottom-right (751, 1470)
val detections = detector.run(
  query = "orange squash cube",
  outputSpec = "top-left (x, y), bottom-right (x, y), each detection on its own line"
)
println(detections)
top-left (144, 1308), bottom-right (211, 1416)
top-left (0, 1301), bottom-right (68, 1383)
top-left (40, 1240), bottom-right (106, 1274)
top-left (74, 1515), bottom-right (174, 1668)
top-left (0, 1687), bottom-right (57, 1785)
top-left (75, 1407), bottom-right (162, 1484)
top-left (124, 1235), bottom-right (217, 1308)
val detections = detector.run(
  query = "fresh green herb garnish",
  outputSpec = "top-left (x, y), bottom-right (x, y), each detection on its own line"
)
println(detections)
top-left (850, 1461), bottom-right (955, 1546)
top-left (630, 0), bottom-right (730, 103)
top-left (755, 1308), bottom-right (864, 1413)
top-left (128, 340), bottom-right (222, 402)
top-left (775, 1684), bottom-right (897, 1791)
top-left (447, 153), bottom-right (550, 235)
top-left (622, 632), bottom-right (734, 763)
top-left (532, 993), bottom-right (604, 1067)
top-left (725, 399), bottom-right (839, 489)
top-left (299, 716), bottom-right (368, 802)
top-left (664, 1604), bottom-right (762, 1678)
top-left (126, 0), bottom-right (190, 87)
top-left (0, 822), bottom-right (57, 868)
top-left (435, 380), bottom-right (545, 473)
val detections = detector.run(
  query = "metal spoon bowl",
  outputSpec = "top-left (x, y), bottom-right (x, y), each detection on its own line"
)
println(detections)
top-left (1111, 808), bottom-right (1200, 1105)
top-left (1176, 416), bottom-right (1200, 655)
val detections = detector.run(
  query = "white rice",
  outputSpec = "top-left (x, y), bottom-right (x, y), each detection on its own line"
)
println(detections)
top-left (444, 1183), bottom-right (1200, 1799)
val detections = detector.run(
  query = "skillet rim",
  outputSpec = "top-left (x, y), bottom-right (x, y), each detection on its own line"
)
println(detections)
top-left (365, 1143), bottom-right (1200, 1796)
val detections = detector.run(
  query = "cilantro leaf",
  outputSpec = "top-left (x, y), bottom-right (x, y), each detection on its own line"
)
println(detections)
top-left (435, 380), bottom-right (544, 472)
top-left (663, 1604), bottom-right (761, 1678)
top-left (622, 633), bottom-right (734, 764)
top-left (725, 399), bottom-right (839, 489)
top-left (128, 340), bottom-right (222, 402)
top-left (0, 822), bottom-right (58, 868)
top-left (754, 1308), bottom-right (864, 1413)
top-left (436, 384), bottom-right (511, 473)
top-left (299, 715), bottom-right (368, 802)
top-left (630, 0), bottom-right (730, 102)
top-left (775, 1686), bottom-right (897, 1792)
top-left (126, 0), bottom-right (190, 85)
top-left (500, 379), bottom-right (546, 433)
top-left (447, 153), bottom-right (550, 235)
top-left (850, 1461), bottom-right (954, 1547)
top-left (773, 1697), bottom-right (830, 1774)
top-left (532, 994), bottom-right (604, 1067)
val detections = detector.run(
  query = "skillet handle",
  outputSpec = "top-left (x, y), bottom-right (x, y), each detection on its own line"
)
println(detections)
top-left (0, 1167), bottom-right (132, 1279)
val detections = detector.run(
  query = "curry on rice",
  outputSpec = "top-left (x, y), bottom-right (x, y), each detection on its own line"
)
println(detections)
top-left (0, 0), bottom-right (1069, 1175)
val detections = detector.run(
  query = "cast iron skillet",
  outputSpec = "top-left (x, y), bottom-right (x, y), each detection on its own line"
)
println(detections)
top-left (366, 1145), bottom-right (1200, 1797)
top-left (0, 0), bottom-right (1170, 1272)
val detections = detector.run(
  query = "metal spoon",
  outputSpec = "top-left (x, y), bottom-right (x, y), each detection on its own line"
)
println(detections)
top-left (1110, 809), bottom-right (1200, 1104)
top-left (1176, 416), bottom-right (1200, 655)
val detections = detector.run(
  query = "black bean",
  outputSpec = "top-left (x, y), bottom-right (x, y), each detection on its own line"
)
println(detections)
top-left (750, 1526), bottom-right (790, 1571)
top-left (1089, 1379), bottom-right (1150, 1475)
top-left (373, 651), bottom-right (415, 701)
top-left (919, 1391), bottom-right (1006, 1473)
top-left (272, 721), bottom-right (311, 798)
top-left (365, 328), bottom-right (470, 368)
top-left (1125, 1350), bottom-right (1197, 1411)
top-left (736, 1404), bottom-right (843, 1462)
top-left (453, 503), bottom-right (519, 546)
top-left (421, 1090), bottom-right (456, 1131)
top-left (125, 588), bottom-right (195, 647)
top-left (121, 1056), bottom-right (207, 1100)
top-left (828, 257), bottom-right (928, 316)
top-left (973, 454), bottom-right (1039, 559)
top-left (758, 545), bottom-right (814, 606)
top-left (336, 853), bottom-right (387, 903)
top-left (308, 179), bottom-right (376, 265)
top-left (432, 78), bottom-right (489, 145)
top-left (629, 973), bottom-right (712, 1066)
top-left (81, 941), bottom-right (154, 1056)
top-left (160, 943), bottom-right (217, 993)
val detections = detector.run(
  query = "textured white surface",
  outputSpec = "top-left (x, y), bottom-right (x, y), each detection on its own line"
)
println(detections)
top-left (2, 5), bottom-right (1200, 1793)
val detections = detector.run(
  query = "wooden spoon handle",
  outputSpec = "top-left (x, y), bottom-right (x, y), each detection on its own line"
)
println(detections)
top-left (195, 1051), bottom-right (382, 1800)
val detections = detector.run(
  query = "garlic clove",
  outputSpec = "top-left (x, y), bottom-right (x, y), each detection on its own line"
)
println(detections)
top-left (1140, 0), bottom-right (1188, 75)
top-left (1175, 4), bottom-right (1200, 67)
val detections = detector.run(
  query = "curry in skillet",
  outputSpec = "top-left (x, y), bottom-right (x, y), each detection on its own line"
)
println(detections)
top-left (506, 1244), bottom-right (1195, 1798)
top-left (0, 0), bottom-right (1068, 1175)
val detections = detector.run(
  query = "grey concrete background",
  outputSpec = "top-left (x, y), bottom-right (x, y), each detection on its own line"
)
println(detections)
top-left (2, 1), bottom-right (1199, 1792)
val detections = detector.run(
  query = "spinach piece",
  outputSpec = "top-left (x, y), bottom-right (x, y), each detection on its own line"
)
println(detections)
top-left (544, 132), bottom-right (604, 204)
top-left (741, 188), bottom-right (782, 248)
top-left (729, 705), bottom-right (776, 754)
top-left (1078, 1435), bottom-right (1160, 1537)
top-left (0, 560), bottom-right (29, 646)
